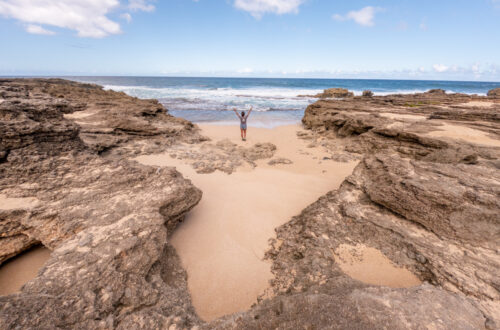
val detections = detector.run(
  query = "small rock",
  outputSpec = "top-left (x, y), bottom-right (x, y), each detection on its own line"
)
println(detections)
top-left (485, 317), bottom-right (497, 330)
top-left (416, 254), bottom-right (427, 264)
top-left (487, 88), bottom-right (500, 98)
top-left (268, 158), bottom-right (293, 166)
top-left (362, 90), bottom-right (374, 97)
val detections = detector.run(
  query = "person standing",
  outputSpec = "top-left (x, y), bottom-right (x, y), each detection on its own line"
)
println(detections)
top-left (233, 106), bottom-right (252, 141)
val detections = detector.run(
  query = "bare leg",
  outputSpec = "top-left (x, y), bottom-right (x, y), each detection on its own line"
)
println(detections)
top-left (243, 129), bottom-right (247, 139)
top-left (240, 129), bottom-right (244, 140)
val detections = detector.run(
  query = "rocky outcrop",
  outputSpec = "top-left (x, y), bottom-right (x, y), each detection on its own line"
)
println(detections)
top-left (315, 88), bottom-right (354, 99)
top-left (362, 90), bottom-right (373, 97)
top-left (0, 79), bottom-right (202, 155)
top-left (168, 140), bottom-right (277, 174)
top-left (0, 79), bottom-right (204, 328)
top-left (488, 88), bottom-right (500, 98)
top-left (256, 91), bottom-right (500, 328)
top-left (303, 89), bottom-right (500, 138)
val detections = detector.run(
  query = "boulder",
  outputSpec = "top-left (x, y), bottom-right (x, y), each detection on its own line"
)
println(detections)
top-left (315, 88), bottom-right (354, 99)
top-left (487, 88), bottom-right (500, 98)
top-left (426, 89), bottom-right (447, 94)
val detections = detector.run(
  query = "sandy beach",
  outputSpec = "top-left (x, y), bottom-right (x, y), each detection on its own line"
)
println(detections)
top-left (136, 124), bottom-right (421, 321)
top-left (0, 246), bottom-right (51, 295)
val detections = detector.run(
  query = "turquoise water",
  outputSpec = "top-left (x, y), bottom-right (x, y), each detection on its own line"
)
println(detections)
top-left (69, 77), bottom-right (500, 128)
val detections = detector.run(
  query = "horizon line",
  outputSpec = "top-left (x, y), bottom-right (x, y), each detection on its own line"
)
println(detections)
top-left (1, 75), bottom-right (499, 84)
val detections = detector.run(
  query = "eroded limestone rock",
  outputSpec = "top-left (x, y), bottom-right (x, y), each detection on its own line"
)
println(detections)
top-left (0, 79), bottom-right (203, 328)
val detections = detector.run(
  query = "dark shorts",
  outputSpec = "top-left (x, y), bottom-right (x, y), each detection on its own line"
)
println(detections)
top-left (240, 123), bottom-right (247, 130)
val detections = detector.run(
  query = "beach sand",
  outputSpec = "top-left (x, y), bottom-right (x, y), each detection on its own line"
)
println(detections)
top-left (427, 122), bottom-right (500, 147)
top-left (0, 246), bottom-right (51, 295)
top-left (334, 244), bottom-right (421, 288)
top-left (136, 124), bottom-right (421, 321)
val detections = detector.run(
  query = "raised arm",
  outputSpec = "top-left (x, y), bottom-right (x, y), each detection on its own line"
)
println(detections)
top-left (232, 108), bottom-right (241, 119)
top-left (246, 106), bottom-right (253, 118)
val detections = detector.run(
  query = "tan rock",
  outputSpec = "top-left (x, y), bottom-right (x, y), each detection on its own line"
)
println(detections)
top-left (487, 88), bottom-right (500, 98)
top-left (315, 88), bottom-right (354, 99)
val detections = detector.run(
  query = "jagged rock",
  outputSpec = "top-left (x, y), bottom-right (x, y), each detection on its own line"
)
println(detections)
top-left (362, 90), bottom-right (374, 97)
top-left (0, 79), bottom-right (202, 156)
top-left (426, 88), bottom-right (447, 95)
top-left (362, 153), bottom-right (499, 248)
top-left (243, 142), bottom-right (277, 161)
top-left (267, 158), bottom-right (293, 165)
top-left (488, 88), bottom-right (500, 98)
top-left (167, 140), bottom-right (277, 174)
top-left (315, 88), bottom-right (354, 99)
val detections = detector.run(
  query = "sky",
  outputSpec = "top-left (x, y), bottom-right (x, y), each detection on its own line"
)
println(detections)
top-left (0, 0), bottom-right (499, 81)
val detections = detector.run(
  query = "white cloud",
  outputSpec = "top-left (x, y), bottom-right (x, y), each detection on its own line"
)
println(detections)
top-left (25, 24), bottom-right (56, 35)
top-left (433, 64), bottom-right (449, 73)
top-left (0, 0), bottom-right (155, 38)
top-left (333, 6), bottom-right (382, 27)
top-left (234, 0), bottom-right (306, 18)
top-left (128, 0), bottom-right (154, 12)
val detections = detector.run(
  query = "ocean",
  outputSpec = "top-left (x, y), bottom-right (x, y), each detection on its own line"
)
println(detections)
top-left (69, 76), bottom-right (500, 128)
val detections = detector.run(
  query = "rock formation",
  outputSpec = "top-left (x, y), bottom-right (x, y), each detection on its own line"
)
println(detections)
top-left (168, 140), bottom-right (277, 174)
top-left (314, 88), bottom-right (354, 99)
top-left (488, 88), bottom-right (500, 98)
top-left (0, 79), bottom-right (203, 328)
top-left (362, 90), bottom-right (373, 97)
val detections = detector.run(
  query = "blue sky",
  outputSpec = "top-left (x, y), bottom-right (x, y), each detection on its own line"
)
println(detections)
top-left (0, 0), bottom-right (499, 81)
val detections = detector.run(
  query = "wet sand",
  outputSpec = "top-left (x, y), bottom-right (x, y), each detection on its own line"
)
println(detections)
top-left (334, 244), bottom-right (421, 288)
top-left (0, 246), bottom-right (51, 295)
top-left (136, 124), bottom-right (357, 321)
